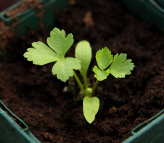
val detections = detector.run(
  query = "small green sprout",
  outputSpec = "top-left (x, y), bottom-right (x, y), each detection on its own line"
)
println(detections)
top-left (24, 27), bottom-right (135, 124)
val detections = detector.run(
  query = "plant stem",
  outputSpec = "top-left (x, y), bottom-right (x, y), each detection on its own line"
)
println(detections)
top-left (83, 74), bottom-right (88, 90)
top-left (91, 80), bottom-right (99, 96)
top-left (73, 72), bottom-right (88, 96)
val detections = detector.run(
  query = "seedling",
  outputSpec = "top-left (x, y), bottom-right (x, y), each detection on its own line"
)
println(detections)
top-left (24, 27), bottom-right (135, 124)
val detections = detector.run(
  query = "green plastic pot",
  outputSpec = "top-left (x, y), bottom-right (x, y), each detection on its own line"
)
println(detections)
top-left (0, 100), bottom-right (40, 143)
top-left (120, 0), bottom-right (164, 33)
top-left (123, 109), bottom-right (164, 143)
top-left (0, 0), bottom-right (66, 37)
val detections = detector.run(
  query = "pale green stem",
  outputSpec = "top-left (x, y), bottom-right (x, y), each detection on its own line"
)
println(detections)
top-left (73, 72), bottom-right (88, 96)
top-left (82, 74), bottom-right (88, 90)
top-left (90, 80), bottom-right (99, 97)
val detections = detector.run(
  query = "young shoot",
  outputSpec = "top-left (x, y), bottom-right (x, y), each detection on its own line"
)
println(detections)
top-left (24, 27), bottom-right (135, 124)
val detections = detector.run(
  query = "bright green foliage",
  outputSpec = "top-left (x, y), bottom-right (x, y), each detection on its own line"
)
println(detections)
top-left (47, 28), bottom-right (74, 57)
top-left (24, 27), bottom-right (81, 82)
top-left (52, 58), bottom-right (81, 82)
top-left (93, 48), bottom-right (134, 81)
top-left (24, 27), bottom-right (135, 124)
top-left (96, 47), bottom-right (113, 70)
top-left (75, 40), bottom-right (92, 89)
top-left (93, 47), bottom-right (113, 81)
top-left (75, 40), bottom-right (92, 77)
top-left (24, 41), bottom-right (60, 65)
top-left (93, 66), bottom-right (109, 81)
top-left (83, 96), bottom-right (100, 124)
top-left (108, 53), bottom-right (135, 78)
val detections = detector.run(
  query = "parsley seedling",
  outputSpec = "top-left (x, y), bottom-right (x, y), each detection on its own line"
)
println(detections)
top-left (24, 27), bottom-right (135, 124)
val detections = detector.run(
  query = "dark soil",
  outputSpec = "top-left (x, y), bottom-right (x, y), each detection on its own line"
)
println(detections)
top-left (1, 0), bottom-right (164, 143)
top-left (6, 0), bottom-right (41, 17)
top-left (0, 0), bottom-right (42, 53)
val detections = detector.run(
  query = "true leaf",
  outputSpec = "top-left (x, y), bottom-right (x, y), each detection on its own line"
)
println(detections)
top-left (23, 41), bottom-right (60, 65)
top-left (24, 28), bottom-right (81, 82)
top-left (108, 53), bottom-right (135, 78)
top-left (75, 40), bottom-right (92, 78)
top-left (47, 28), bottom-right (74, 57)
top-left (96, 47), bottom-right (113, 70)
top-left (93, 66), bottom-right (109, 81)
top-left (52, 57), bottom-right (81, 82)
top-left (83, 96), bottom-right (100, 124)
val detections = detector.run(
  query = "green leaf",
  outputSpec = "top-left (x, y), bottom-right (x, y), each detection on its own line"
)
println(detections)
top-left (108, 53), bottom-right (135, 78)
top-left (83, 96), bottom-right (100, 124)
top-left (23, 41), bottom-right (61, 65)
top-left (52, 57), bottom-right (81, 82)
top-left (75, 40), bottom-right (92, 77)
top-left (47, 27), bottom-right (74, 57)
top-left (24, 28), bottom-right (81, 82)
top-left (93, 66), bottom-right (109, 81)
top-left (96, 47), bottom-right (113, 70)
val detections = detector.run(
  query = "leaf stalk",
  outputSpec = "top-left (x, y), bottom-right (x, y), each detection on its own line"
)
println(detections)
top-left (73, 72), bottom-right (88, 96)
top-left (83, 74), bottom-right (88, 90)
top-left (90, 80), bottom-right (99, 97)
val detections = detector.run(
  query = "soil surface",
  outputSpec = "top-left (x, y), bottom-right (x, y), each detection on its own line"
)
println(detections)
top-left (1, 0), bottom-right (164, 143)
top-left (5, 0), bottom-right (40, 17)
